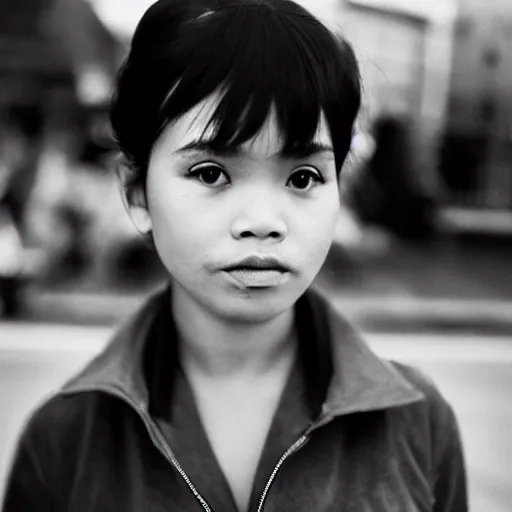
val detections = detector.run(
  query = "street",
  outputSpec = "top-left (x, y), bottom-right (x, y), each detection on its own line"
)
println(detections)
top-left (0, 322), bottom-right (511, 511)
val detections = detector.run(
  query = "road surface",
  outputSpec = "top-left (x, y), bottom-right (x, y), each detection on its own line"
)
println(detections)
top-left (0, 322), bottom-right (511, 510)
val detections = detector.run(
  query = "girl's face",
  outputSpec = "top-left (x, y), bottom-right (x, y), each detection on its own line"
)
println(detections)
top-left (146, 92), bottom-right (340, 323)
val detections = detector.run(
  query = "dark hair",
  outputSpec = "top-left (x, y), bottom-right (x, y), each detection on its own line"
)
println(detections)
top-left (110, 0), bottom-right (361, 189)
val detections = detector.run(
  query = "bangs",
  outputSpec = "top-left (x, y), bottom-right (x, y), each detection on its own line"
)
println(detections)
top-left (157, 2), bottom-right (360, 172)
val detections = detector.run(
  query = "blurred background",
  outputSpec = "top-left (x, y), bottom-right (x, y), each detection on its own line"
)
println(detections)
top-left (0, 0), bottom-right (511, 510)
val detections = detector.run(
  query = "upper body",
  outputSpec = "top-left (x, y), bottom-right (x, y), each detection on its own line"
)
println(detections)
top-left (2, 285), bottom-right (467, 512)
top-left (3, 1), bottom-right (467, 510)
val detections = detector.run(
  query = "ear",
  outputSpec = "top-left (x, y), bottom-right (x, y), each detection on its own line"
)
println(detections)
top-left (117, 158), bottom-right (153, 235)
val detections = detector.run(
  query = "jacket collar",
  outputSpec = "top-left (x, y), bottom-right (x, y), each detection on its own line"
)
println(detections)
top-left (61, 284), bottom-right (424, 417)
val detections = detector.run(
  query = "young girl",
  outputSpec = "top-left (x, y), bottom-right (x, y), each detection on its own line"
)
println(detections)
top-left (3, 1), bottom-right (467, 511)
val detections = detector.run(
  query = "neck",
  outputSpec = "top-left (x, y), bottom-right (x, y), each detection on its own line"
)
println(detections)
top-left (171, 285), bottom-right (297, 380)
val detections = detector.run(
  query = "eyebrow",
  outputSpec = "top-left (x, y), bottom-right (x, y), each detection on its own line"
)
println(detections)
top-left (175, 139), bottom-right (334, 159)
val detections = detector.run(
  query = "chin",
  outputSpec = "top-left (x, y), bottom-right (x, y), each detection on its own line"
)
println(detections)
top-left (173, 275), bottom-right (310, 324)
top-left (219, 303), bottom-right (291, 325)
top-left (211, 288), bottom-right (299, 324)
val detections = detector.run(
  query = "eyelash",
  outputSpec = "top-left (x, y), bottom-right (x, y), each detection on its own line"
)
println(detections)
top-left (188, 162), bottom-right (229, 187)
top-left (187, 162), bottom-right (325, 190)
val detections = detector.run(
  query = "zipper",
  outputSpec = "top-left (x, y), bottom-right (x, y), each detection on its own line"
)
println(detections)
top-left (256, 432), bottom-right (310, 512)
top-left (137, 391), bottom-right (311, 512)
top-left (148, 416), bottom-right (213, 512)
top-left (255, 418), bottom-right (332, 511)
top-left (62, 386), bottom-right (213, 512)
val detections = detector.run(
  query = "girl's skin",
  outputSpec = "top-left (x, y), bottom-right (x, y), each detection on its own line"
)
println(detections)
top-left (125, 89), bottom-right (341, 511)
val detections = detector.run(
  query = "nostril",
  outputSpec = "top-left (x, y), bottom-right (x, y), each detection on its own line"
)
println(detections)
top-left (240, 230), bottom-right (282, 239)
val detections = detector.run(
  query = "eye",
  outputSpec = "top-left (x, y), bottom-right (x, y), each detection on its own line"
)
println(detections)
top-left (188, 162), bottom-right (229, 187)
top-left (287, 167), bottom-right (324, 191)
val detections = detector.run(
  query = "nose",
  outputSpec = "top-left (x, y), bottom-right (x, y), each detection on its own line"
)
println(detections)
top-left (230, 186), bottom-right (288, 242)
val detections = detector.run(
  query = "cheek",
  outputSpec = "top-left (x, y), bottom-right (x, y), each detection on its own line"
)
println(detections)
top-left (297, 188), bottom-right (340, 260)
top-left (146, 179), bottom-right (230, 283)
top-left (146, 176), bottom-right (205, 267)
top-left (302, 186), bottom-right (339, 234)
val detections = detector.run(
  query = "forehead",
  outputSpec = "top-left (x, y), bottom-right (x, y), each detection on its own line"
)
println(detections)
top-left (155, 90), bottom-right (332, 158)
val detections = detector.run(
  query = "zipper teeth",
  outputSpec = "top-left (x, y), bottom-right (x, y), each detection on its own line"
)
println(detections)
top-left (150, 423), bottom-right (213, 512)
top-left (256, 434), bottom-right (309, 512)
top-left (64, 387), bottom-right (213, 512)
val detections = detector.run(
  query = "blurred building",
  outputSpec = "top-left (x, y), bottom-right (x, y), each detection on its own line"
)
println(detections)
top-left (331, 0), bottom-right (512, 226)
top-left (0, 0), bottom-right (121, 134)
top-left (336, 0), bottom-right (457, 198)
top-left (441, 0), bottom-right (512, 210)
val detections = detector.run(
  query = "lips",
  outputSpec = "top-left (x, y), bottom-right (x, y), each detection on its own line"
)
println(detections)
top-left (223, 256), bottom-right (290, 273)
top-left (226, 269), bottom-right (289, 288)
top-left (222, 256), bottom-right (291, 288)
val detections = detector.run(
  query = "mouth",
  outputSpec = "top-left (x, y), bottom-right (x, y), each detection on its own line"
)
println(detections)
top-left (222, 256), bottom-right (292, 288)
top-left (223, 256), bottom-right (291, 273)
top-left (223, 268), bottom-right (289, 288)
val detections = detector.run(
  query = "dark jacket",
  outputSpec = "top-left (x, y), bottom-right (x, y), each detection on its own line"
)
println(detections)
top-left (2, 286), bottom-right (467, 511)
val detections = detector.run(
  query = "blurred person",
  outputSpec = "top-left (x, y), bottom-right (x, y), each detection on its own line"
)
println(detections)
top-left (0, 170), bottom-right (23, 317)
top-left (3, 1), bottom-right (466, 511)
top-left (0, 106), bottom-right (45, 316)
top-left (347, 115), bottom-right (435, 240)
top-left (0, 120), bottom-right (30, 317)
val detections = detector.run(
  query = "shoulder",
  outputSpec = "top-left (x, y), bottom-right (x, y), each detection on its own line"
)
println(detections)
top-left (388, 361), bottom-right (463, 463)
top-left (390, 362), bottom-right (468, 507)
top-left (17, 390), bottom-right (134, 467)
top-left (392, 362), bottom-right (443, 400)
top-left (390, 360), bottom-right (459, 427)
top-left (26, 391), bottom-right (115, 425)
top-left (6, 390), bottom-right (149, 510)
top-left (391, 360), bottom-right (456, 422)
